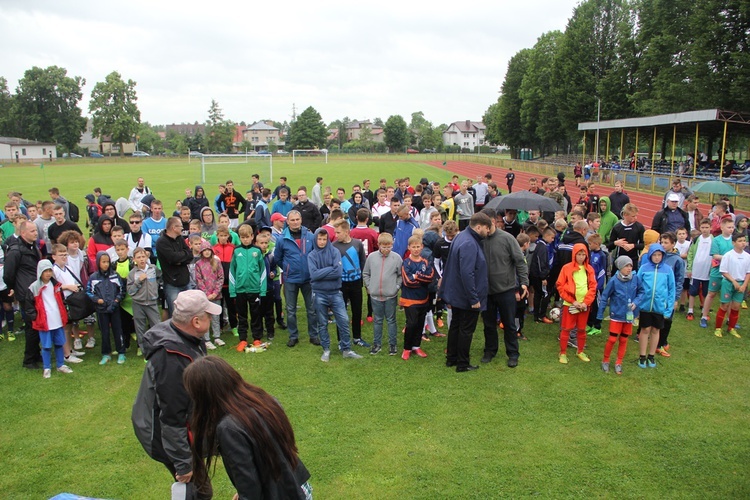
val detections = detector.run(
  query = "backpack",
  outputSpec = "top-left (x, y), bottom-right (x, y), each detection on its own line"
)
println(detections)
top-left (68, 201), bottom-right (80, 223)
top-left (87, 203), bottom-right (103, 228)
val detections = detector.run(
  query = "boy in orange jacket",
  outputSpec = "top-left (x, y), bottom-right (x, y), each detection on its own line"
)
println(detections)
top-left (555, 242), bottom-right (597, 364)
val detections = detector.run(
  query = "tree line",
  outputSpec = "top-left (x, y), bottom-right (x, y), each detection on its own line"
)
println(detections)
top-left (484, 0), bottom-right (750, 159)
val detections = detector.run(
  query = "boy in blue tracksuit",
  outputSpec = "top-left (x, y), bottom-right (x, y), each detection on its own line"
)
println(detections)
top-left (586, 233), bottom-right (608, 335)
top-left (307, 228), bottom-right (363, 362)
top-left (86, 251), bottom-right (126, 365)
top-left (655, 232), bottom-right (685, 357)
top-left (597, 256), bottom-right (641, 375)
top-left (636, 243), bottom-right (676, 368)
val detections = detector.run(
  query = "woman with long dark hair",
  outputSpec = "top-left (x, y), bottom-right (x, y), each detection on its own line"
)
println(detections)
top-left (183, 356), bottom-right (312, 499)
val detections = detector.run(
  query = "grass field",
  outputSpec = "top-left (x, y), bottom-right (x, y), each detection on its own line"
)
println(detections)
top-left (1, 157), bottom-right (749, 499)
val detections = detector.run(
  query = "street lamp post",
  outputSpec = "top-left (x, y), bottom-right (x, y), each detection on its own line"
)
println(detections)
top-left (594, 98), bottom-right (601, 161)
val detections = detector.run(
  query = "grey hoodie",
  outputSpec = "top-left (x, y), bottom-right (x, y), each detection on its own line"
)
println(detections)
top-left (362, 248), bottom-right (403, 300)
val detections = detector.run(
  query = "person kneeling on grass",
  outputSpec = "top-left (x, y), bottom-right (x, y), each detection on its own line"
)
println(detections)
top-left (307, 228), bottom-right (363, 362)
top-left (597, 256), bottom-right (640, 375)
top-left (636, 244), bottom-right (675, 368)
top-left (555, 243), bottom-right (597, 364)
top-left (715, 233), bottom-right (750, 338)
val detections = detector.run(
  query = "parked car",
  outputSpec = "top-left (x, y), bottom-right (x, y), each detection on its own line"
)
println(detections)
top-left (189, 151), bottom-right (203, 157)
top-left (406, 149), bottom-right (419, 154)
top-left (90, 152), bottom-right (103, 158)
top-left (132, 151), bottom-right (150, 157)
top-left (422, 148), bottom-right (436, 154)
top-left (258, 150), bottom-right (270, 155)
top-left (62, 152), bottom-right (83, 158)
top-left (276, 150), bottom-right (289, 155)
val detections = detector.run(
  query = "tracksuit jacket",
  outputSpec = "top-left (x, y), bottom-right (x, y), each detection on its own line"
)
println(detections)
top-left (637, 243), bottom-right (676, 318)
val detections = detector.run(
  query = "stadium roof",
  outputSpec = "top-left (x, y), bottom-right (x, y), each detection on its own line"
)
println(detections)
top-left (578, 109), bottom-right (750, 135)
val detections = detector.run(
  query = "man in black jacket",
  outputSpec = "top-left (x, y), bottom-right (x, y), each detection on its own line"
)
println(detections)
top-left (652, 193), bottom-right (691, 235)
top-left (156, 217), bottom-right (194, 316)
top-left (3, 221), bottom-right (42, 369)
top-left (132, 290), bottom-right (220, 496)
top-left (295, 187), bottom-right (322, 231)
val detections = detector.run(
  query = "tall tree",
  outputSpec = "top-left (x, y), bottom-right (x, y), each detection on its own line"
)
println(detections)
top-left (287, 106), bottom-right (327, 150)
top-left (166, 129), bottom-right (187, 154)
top-left (89, 71), bottom-right (140, 156)
top-left (136, 122), bottom-right (164, 154)
top-left (383, 115), bottom-right (409, 152)
top-left (358, 122), bottom-right (373, 152)
top-left (0, 77), bottom-right (14, 136)
top-left (489, 49), bottom-right (532, 157)
top-left (11, 66), bottom-right (87, 152)
top-left (205, 99), bottom-right (234, 153)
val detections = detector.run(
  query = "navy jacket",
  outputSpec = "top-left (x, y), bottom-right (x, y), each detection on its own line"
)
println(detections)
top-left (438, 227), bottom-right (488, 311)
top-left (274, 225), bottom-right (315, 284)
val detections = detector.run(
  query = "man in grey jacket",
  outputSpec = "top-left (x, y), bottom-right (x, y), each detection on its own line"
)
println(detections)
top-left (132, 290), bottom-right (221, 494)
top-left (480, 208), bottom-right (529, 367)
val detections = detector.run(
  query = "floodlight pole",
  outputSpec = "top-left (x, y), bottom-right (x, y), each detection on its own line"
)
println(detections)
top-left (594, 98), bottom-right (601, 161)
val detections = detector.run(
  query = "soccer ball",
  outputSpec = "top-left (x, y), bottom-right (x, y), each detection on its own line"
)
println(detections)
top-left (548, 307), bottom-right (562, 322)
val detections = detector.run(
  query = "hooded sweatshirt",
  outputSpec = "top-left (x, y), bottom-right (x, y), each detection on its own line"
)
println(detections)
top-left (556, 243), bottom-right (597, 307)
top-left (596, 267), bottom-right (641, 322)
top-left (26, 259), bottom-right (67, 331)
top-left (87, 215), bottom-right (114, 272)
top-left (186, 185), bottom-right (209, 220)
top-left (194, 242), bottom-right (224, 299)
top-left (637, 243), bottom-right (676, 317)
top-left (307, 228), bottom-right (344, 293)
top-left (86, 251), bottom-right (125, 312)
top-left (597, 196), bottom-right (619, 244)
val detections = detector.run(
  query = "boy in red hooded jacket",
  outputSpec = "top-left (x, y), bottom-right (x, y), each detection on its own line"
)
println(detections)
top-left (555, 243), bottom-right (597, 364)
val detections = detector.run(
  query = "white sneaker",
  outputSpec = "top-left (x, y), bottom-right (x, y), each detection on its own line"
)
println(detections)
top-left (43, 369), bottom-right (51, 379)
top-left (343, 349), bottom-right (363, 359)
top-left (321, 350), bottom-right (331, 362)
top-left (214, 338), bottom-right (226, 347)
top-left (66, 355), bottom-right (83, 364)
top-left (57, 365), bottom-right (73, 374)
top-left (71, 349), bottom-right (86, 356)
top-left (73, 338), bottom-right (83, 350)
top-left (85, 337), bottom-right (96, 349)
top-left (205, 341), bottom-right (217, 350)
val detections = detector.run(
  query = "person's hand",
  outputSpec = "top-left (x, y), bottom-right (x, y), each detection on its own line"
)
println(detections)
top-left (7, 289), bottom-right (13, 297)
top-left (734, 281), bottom-right (740, 291)
top-left (471, 302), bottom-right (481, 309)
top-left (175, 471), bottom-right (193, 483)
top-left (520, 285), bottom-right (529, 299)
top-left (233, 494), bottom-right (239, 500)
top-left (98, 299), bottom-right (104, 304)
top-left (139, 274), bottom-right (147, 282)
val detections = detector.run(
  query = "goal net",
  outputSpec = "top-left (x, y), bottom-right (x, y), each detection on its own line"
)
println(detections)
top-left (292, 149), bottom-right (328, 164)
top-left (199, 153), bottom-right (273, 184)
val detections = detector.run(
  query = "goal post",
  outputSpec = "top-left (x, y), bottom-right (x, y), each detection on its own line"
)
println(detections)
top-left (292, 149), bottom-right (328, 164)
top-left (199, 153), bottom-right (273, 184)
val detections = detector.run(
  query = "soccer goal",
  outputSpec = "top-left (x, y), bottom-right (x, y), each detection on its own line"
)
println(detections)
top-left (199, 153), bottom-right (273, 184)
top-left (292, 149), bottom-right (328, 164)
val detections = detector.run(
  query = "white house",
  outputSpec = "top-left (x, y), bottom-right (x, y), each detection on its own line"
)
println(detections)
top-left (442, 120), bottom-right (486, 150)
top-left (0, 137), bottom-right (57, 163)
top-left (243, 121), bottom-right (285, 151)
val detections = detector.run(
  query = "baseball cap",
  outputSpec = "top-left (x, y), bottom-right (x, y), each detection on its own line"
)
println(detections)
top-left (259, 225), bottom-right (273, 233)
top-left (271, 213), bottom-right (286, 223)
top-left (667, 193), bottom-right (680, 202)
top-left (174, 290), bottom-right (222, 316)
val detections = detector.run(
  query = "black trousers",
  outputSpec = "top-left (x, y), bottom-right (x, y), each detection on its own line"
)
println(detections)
top-left (586, 292), bottom-right (602, 329)
top-left (658, 317), bottom-right (673, 348)
top-left (23, 316), bottom-right (41, 366)
top-left (530, 276), bottom-right (551, 321)
top-left (481, 289), bottom-right (519, 360)
top-left (235, 292), bottom-right (262, 342)
top-left (446, 307), bottom-right (481, 368)
top-left (260, 293), bottom-right (275, 338)
top-left (221, 287), bottom-right (237, 328)
top-left (340, 280), bottom-right (363, 339)
top-left (404, 304), bottom-right (429, 350)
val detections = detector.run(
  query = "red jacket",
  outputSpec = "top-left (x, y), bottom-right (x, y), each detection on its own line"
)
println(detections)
top-left (28, 280), bottom-right (68, 331)
top-left (555, 243), bottom-right (597, 306)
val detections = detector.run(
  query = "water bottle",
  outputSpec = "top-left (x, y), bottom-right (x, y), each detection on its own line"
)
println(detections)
top-left (626, 299), bottom-right (634, 323)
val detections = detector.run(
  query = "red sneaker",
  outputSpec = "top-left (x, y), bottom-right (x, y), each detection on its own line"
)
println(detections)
top-left (686, 313), bottom-right (694, 321)
top-left (366, 316), bottom-right (373, 323)
top-left (414, 348), bottom-right (428, 358)
top-left (252, 340), bottom-right (262, 347)
top-left (401, 349), bottom-right (411, 360)
top-left (432, 332), bottom-right (446, 337)
top-left (236, 341), bottom-right (248, 352)
top-left (421, 335), bottom-right (431, 342)
top-left (437, 318), bottom-right (444, 328)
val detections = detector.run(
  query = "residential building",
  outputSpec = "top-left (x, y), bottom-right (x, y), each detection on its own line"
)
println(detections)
top-left (345, 120), bottom-right (384, 143)
top-left (0, 137), bottom-right (57, 162)
top-left (243, 121), bottom-right (285, 151)
top-left (443, 120), bottom-right (486, 150)
top-left (78, 118), bottom-right (136, 154)
top-left (166, 122), bottom-right (206, 136)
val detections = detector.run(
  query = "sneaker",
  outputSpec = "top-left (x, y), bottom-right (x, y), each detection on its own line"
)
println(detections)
top-left (587, 327), bottom-right (601, 336)
top-left (43, 369), bottom-right (51, 379)
top-left (679, 304), bottom-right (685, 312)
top-left (700, 317), bottom-right (708, 328)
top-left (232, 328), bottom-right (239, 337)
top-left (321, 350), bottom-right (331, 362)
top-left (99, 355), bottom-right (111, 365)
top-left (663, 344), bottom-right (670, 352)
top-left (402, 349), bottom-right (411, 360)
top-left (343, 349), bottom-right (363, 359)
top-left (539, 317), bottom-right (554, 324)
top-left (576, 351), bottom-right (591, 362)
top-left (57, 364), bottom-right (73, 374)
top-left (70, 349), bottom-right (85, 356)
top-left (205, 341), bottom-right (217, 350)
top-left (389, 345), bottom-right (397, 356)
top-left (431, 331), bottom-right (446, 337)
top-left (686, 313), bottom-right (695, 321)
top-left (73, 338), bottom-right (83, 350)
top-left (66, 355), bottom-right (83, 364)
top-left (638, 359), bottom-right (647, 369)
top-left (309, 337), bottom-right (321, 346)
top-left (117, 354), bottom-right (126, 364)
top-left (421, 335), bottom-right (431, 342)
top-left (236, 340), bottom-right (248, 352)
top-left (86, 337), bottom-right (96, 349)
top-left (214, 338), bottom-right (226, 347)
top-left (714, 328), bottom-right (723, 338)
top-left (352, 338), bottom-right (371, 348)
top-left (287, 338), bottom-right (299, 347)
top-left (614, 364), bottom-right (623, 375)
top-left (366, 316), bottom-right (373, 323)
top-left (137, 347), bottom-right (143, 357)
top-left (647, 358), bottom-right (657, 368)
top-left (567, 339), bottom-right (578, 349)
top-left (656, 347), bottom-right (671, 357)
top-left (370, 344), bottom-right (381, 355)
top-left (558, 353), bottom-right (568, 364)
top-left (517, 332), bottom-right (529, 341)
top-left (276, 320), bottom-right (287, 330)
top-left (585, 325), bottom-right (593, 333)
top-left (601, 362), bottom-right (610, 373)
top-left (253, 340), bottom-right (262, 347)
top-left (267, 334), bottom-right (275, 342)
top-left (131, 332), bottom-right (137, 341)
top-left (729, 328), bottom-right (741, 338)
top-left (413, 347), bottom-right (428, 358)
top-left (743, 301), bottom-right (748, 310)
top-left (7, 331), bottom-right (15, 341)
top-left (437, 318), bottom-right (444, 328)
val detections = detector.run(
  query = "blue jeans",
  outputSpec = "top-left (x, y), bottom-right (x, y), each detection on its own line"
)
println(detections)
top-left (164, 283), bottom-right (191, 317)
top-left (284, 281), bottom-right (317, 341)
top-left (314, 290), bottom-right (351, 351)
top-left (371, 297), bottom-right (398, 347)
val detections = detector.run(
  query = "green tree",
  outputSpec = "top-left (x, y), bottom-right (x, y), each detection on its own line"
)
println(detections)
top-left (166, 129), bottom-right (187, 154)
top-left (0, 77), bottom-right (14, 136)
top-left (204, 100), bottom-right (234, 153)
top-left (136, 122), bottom-right (164, 154)
top-left (11, 66), bottom-right (87, 152)
top-left (287, 106), bottom-right (327, 150)
top-left (488, 49), bottom-right (532, 157)
top-left (383, 115), bottom-right (409, 152)
top-left (190, 132), bottom-right (205, 153)
top-left (358, 123), bottom-right (373, 152)
top-left (89, 71), bottom-right (140, 156)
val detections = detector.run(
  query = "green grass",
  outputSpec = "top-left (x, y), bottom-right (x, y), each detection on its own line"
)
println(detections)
top-left (1, 158), bottom-right (749, 498)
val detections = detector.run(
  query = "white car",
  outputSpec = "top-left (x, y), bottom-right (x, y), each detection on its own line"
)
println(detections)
top-left (132, 151), bottom-right (150, 157)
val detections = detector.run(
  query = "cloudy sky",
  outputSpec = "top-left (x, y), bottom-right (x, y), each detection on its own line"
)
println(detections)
top-left (1, 0), bottom-right (579, 128)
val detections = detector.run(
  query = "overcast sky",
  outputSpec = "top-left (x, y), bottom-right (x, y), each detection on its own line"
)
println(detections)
top-left (1, 0), bottom-right (579, 128)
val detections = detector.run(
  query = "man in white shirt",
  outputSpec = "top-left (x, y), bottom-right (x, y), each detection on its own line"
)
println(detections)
top-left (129, 177), bottom-right (152, 214)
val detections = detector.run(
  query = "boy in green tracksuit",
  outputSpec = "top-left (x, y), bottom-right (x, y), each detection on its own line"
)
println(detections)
top-left (229, 224), bottom-right (267, 352)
